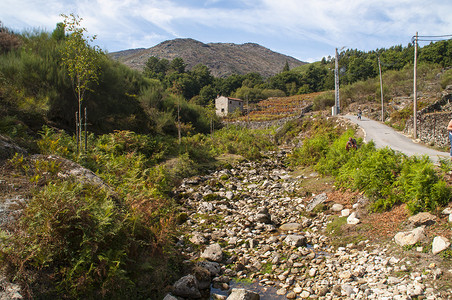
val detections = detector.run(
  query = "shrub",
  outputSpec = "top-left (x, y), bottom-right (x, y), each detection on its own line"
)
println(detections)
top-left (336, 147), bottom-right (403, 204)
top-left (290, 133), bottom-right (330, 166)
top-left (316, 130), bottom-right (361, 176)
top-left (395, 156), bottom-right (451, 214)
top-left (1, 182), bottom-right (135, 298)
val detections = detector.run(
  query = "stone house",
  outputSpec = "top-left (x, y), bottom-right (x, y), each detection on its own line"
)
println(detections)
top-left (215, 96), bottom-right (244, 117)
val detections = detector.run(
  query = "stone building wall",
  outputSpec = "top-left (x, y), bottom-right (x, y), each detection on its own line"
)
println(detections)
top-left (404, 88), bottom-right (452, 148)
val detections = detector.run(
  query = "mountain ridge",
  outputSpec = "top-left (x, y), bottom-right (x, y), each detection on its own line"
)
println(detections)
top-left (109, 38), bottom-right (307, 78)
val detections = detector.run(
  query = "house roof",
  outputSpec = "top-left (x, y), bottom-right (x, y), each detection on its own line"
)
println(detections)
top-left (216, 96), bottom-right (243, 102)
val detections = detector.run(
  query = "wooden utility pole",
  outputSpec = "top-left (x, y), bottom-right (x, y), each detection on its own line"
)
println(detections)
top-left (75, 111), bottom-right (79, 154)
top-left (413, 32), bottom-right (418, 139)
top-left (378, 57), bottom-right (384, 122)
top-left (84, 107), bottom-right (87, 153)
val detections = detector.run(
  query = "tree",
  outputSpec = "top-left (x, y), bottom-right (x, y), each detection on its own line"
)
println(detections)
top-left (60, 13), bottom-right (101, 153)
top-left (282, 60), bottom-right (290, 72)
top-left (170, 57), bottom-right (186, 73)
top-left (51, 22), bottom-right (65, 41)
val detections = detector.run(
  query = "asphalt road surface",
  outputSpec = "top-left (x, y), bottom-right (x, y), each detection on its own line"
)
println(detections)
top-left (343, 114), bottom-right (450, 164)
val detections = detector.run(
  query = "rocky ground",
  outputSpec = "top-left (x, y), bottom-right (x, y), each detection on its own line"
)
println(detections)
top-left (168, 149), bottom-right (452, 300)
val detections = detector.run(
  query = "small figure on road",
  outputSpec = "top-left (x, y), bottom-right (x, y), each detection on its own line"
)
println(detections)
top-left (357, 109), bottom-right (362, 120)
top-left (447, 119), bottom-right (452, 160)
top-left (346, 137), bottom-right (358, 151)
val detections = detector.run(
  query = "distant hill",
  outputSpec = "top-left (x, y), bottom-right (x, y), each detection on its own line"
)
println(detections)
top-left (109, 38), bottom-right (307, 78)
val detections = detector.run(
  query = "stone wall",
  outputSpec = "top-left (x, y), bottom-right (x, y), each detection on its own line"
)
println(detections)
top-left (224, 104), bottom-right (313, 130)
top-left (404, 88), bottom-right (452, 148)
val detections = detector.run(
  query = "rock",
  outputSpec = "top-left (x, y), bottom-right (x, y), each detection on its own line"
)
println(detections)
top-left (284, 235), bottom-right (307, 247)
top-left (225, 191), bottom-right (234, 200)
top-left (394, 227), bottom-right (426, 247)
top-left (227, 288), bottom-right (260, 300)
top-left (197, 261), bottom-right (221, 277)
top-left (190, 232), bottom-right (207, 245)
top-left (212, 294), bottom-right (228, 300)
top-left (408, 212), bottom-right (436, 226)
top-left (276, 288), bottom-right (286, 295)
top-left (306, 193), bottom-right (327, 212)
top-left (163, 294), bottom-right (178, 300)
top-left (279, 223), bottom-right (302, 231)
top-left (308, 268), bottom-right (317, 277)
top-left (0, 134), bottom-right (27, 160)
top-left (172, 274), bottom-right (201, 299)
top-left (331, 203), bottom-right (344, 212)
top-left (299, 291), bottom-right (310, 298)
top-left (342, 284), bottom-right (355, 296)
top-left (201, 243), bottom-right (223, 262)
top-left (341, 209), bottom-right (351, 217)
top-left (449, 214), bottom-right (452, 223)
top-left (432, 236), bottom-right (451, 255)
top-left (254, 213), bottom-right (272, 224)
top-left (192, 266), bottom-right (211, 289)
top-left (347, 212), bottom-right (360, 225)
top-left (442, 207), bottom-right (452, 215)
top-left (286, 291), bottom-right (296, 299)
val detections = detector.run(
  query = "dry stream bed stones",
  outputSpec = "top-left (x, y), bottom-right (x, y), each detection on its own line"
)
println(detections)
top-left (166, 150), bottom-right (451, 300)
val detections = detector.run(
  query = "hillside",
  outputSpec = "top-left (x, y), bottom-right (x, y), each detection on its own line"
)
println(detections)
top-left (109, 38), bottom-right (307, 78)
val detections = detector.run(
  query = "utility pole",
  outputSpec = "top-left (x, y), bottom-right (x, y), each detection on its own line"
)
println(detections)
top-left (413, 32), bottom-right (418, 139)
top-left (378, 57), bottom-right (384, 122)
top-left (84, 107), bottom-right (87, 153)
top-left (334, 48), bottom-right (340, 115)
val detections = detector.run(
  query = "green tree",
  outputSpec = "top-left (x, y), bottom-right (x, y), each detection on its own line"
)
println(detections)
top-left (60, 13), bottom-right (101, 153)
top-left (170, 57), bottom-right (186, 73)
top-left (51, 22), bottom-right (65, 41)
top-left (282, 60), bottom-right (290, 72)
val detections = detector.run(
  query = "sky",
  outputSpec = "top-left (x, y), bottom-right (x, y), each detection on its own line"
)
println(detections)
top-left (1, 0), bottom-right (451, 63)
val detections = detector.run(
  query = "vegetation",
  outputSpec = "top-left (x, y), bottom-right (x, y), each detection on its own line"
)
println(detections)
top-left (286, 117), bottom-right (451, 214)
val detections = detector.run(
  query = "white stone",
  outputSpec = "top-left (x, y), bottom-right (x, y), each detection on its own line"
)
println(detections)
top-left (341, 209), bottom-right (351, 217)
top-left (442, 207), bottom-right (452, 214)
top-left (300, 291), bottom-right (311, 298)
top-left (347, 212), bottom-right (360, 225)
top-left (394, 227), bottom-right (426, 247)
top-left (309, 268), bottom-right (317, 277)
top-left (432, 236), bottom-right (451, 255)
top-left (331, 203), bottom-right (344, 212)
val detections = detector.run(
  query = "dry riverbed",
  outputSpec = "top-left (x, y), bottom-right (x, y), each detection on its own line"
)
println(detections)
top-left (169, 150), bottom-right (452, 299)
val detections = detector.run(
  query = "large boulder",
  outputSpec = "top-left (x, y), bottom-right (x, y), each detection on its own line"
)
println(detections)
top-left (306, 193), bottom-right (328, 212)
top-left (227, 288), bottom-right (260, 300)
top-left (172, 274), bottom-right (201, 298)
top-left (201, 243), bottom-right (223, 262)
top-left (394, 227), bottom-right (426, 247)
top-left (279, 223), bottom-right (302, 231)
top-left (408, 212), bottom-right (436, 227)
top-left (284, 235), bottom-right (307, 247)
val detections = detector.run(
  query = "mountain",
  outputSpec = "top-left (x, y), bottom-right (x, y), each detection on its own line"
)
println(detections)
top-left (109, 38), bottom-right (307, 78)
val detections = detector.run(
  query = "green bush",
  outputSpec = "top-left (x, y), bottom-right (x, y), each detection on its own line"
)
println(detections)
top-left (395, 156), bottom-right (451, 214)
top-left (290, 133), bottom-right (331, 166)
top-left (316, 130), bottom-right (361, 176)
top-left (1, 182), bottom-right (136, 298)
top-left (337, 147), bottom-right (403, 204)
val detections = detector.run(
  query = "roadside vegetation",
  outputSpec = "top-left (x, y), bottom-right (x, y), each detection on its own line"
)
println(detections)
top-left (284, 117), bottom-right (451, 214)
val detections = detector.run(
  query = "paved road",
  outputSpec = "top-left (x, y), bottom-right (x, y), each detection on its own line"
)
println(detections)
top-left (343, 114), bottom-right (449, 164)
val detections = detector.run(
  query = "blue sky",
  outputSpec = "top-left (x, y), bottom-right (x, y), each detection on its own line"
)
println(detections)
top-left (1, 0), bottom-right (451, 62)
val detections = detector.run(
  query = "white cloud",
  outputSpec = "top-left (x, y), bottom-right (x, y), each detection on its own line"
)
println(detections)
top-left (0, 0), bottom-right (450, 60)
